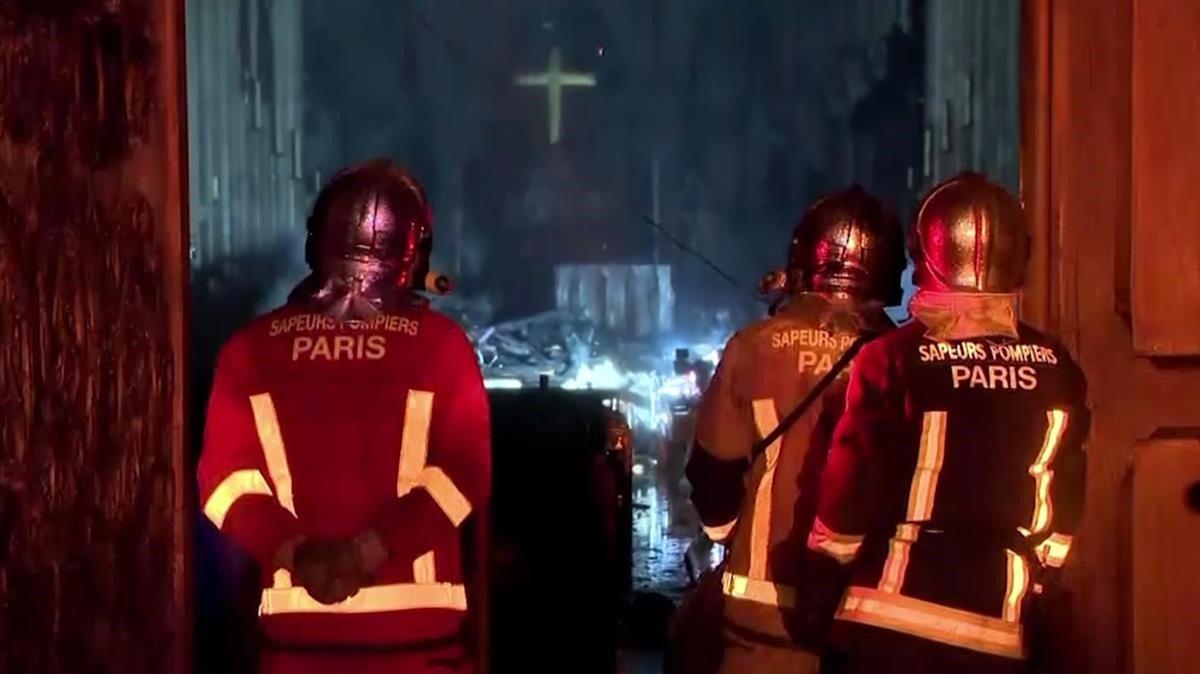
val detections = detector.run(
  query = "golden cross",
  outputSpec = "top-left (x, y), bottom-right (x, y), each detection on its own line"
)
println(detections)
top-left (514, 47), bottom-right (596, 144)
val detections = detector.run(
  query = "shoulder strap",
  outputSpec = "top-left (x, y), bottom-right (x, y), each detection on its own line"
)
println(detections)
top-left (750, 332), bottom-right (875, 460)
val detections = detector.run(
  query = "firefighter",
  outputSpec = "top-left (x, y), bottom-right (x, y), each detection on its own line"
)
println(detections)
top-left (682, 186), bottom-right (906, 674)
top-left (808, 172), bottom-right (1089, 674)
top-left (197, 159), bottom-right (490, 674)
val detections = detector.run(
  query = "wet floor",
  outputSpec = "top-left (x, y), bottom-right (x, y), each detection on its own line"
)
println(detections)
top-left (620, 440), bottom-right (726, 674)
top-left (631, 466), bottom-right (697, 600)
top-left (629, 428), bottom-right (728, 593)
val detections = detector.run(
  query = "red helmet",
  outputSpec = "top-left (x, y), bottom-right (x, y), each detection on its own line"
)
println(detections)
top-left (786, 185), bottom-right (906, 305)
top-left (910, 172), bottom-right (1029, 293)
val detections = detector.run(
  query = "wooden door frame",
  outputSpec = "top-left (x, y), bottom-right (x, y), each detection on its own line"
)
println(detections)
top-left (1019, 1), bottom-right (1133, 672)
top-left (166, 0), bottom-right (193, 669)
top-left (0, 0), bottom-right (191, 670)
top-left (1019, 0), bottom-right (1053, 335)
top-left (1017, 0), bottom-right (1200, 671)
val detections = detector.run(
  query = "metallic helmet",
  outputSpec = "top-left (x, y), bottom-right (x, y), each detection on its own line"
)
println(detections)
top-left (304, 158), bottom-right (432, 286)
top-left (910, 171), bottom-right (1030, 293)
top-left (786, 185), bottom-right (906, 306)
top-left (291, 159), bottom-right (445, 318)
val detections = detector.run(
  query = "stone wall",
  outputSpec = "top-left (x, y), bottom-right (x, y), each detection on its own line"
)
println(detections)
top-left (924, 0), bottom-right (1020, 190)
top-left (185, 0), bottom-right (305, 271)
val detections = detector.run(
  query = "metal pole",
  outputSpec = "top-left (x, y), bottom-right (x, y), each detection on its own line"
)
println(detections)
top-left (185, 0), bottom-right (204, 269)
top-left (233, 0), bottom-right (250, 256)
top-left (651, 154), bottom-right (660, 267)
top-left (218, 0), bottom-right (233, 258)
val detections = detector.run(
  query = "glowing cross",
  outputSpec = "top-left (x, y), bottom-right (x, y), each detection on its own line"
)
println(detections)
top-left (514, 47), bottom-right (596, 144)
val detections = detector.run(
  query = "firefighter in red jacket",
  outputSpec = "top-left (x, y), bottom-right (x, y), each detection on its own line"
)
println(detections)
top-left (197, 159), bottom-right (490, 674)
top-left (808, 172), bottom-right (1089, 674)
top-left (683, 187), bottom-right (906, 674)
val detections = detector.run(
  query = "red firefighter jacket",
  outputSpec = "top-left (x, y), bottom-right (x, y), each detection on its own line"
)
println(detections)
top-left (197, 301), bottom-right (491, 649)
top-left (686, 295), bottom-right (883, 642)
top-left (808, 318), bottom-right (1089, 660)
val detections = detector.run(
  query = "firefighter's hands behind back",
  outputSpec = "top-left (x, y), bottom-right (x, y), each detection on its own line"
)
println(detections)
top-left (292, 537), bottom-right (372, 605)
top-left (352, 528), bottom-right (390, 578)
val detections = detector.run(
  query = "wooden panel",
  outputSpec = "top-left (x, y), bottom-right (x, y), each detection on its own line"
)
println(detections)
top-left (1019, 0), bottom-right (1053, 332)
top-left (1030, 0), bottom-right (1200, 672)
top-left (1042, 0), bottom-right (1135, 672)
top-left (0, 1), bottom-right (189, 672)
top-left (1131, 0), bottom-right (1200, 355)
top-left (1132, 440), bottom-right (1200, 674)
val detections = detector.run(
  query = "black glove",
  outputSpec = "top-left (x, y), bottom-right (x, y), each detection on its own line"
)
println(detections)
top-left (352, 528), bottom-right (389, 581)
top-left (292, 537), bottom-right (368, 605)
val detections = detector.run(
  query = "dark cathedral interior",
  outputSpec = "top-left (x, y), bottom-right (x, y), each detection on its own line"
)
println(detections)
top-left (4, 1), bottom-right (1200, 673)
top-left (187, 1), bottom-right (998, 671)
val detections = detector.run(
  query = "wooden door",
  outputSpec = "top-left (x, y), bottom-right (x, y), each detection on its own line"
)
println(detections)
top-left (1023, 1), bottom-right (1200, 672)
top-left (0, 1), bottom-right (190, 672)
top-left (1132, 440), bottom-right (1200, 673)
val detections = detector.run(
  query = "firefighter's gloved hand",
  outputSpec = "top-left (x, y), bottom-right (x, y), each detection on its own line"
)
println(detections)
top-left (292, 538), bottom-right (365, 605)
top-left (352, 528), bottom-right (390, 581)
